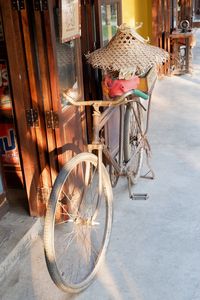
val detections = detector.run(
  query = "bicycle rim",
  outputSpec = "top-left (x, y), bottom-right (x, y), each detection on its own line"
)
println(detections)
top-left (109, 156), bottom-right (119, 187)
top-left (124, 101), bottom-right (144, 184)
top-left (44, 153), bottom-right (113, 293)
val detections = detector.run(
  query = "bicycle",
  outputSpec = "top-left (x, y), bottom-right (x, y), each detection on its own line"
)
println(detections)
top-left (44, 88), bottom-right (155, 293)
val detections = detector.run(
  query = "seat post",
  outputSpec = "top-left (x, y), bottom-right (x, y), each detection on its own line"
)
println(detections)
top-left (92, 104), bottom-right (101, 144)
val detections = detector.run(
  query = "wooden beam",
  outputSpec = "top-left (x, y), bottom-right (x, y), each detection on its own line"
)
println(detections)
top-left (151, 0), bottom-right (159, 45)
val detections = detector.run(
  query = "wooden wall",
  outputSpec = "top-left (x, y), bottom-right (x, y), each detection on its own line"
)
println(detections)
top-left (122, 0), bottom-right (152, 39)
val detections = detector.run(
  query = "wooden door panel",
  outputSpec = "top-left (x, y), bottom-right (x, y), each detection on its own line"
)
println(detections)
top-left (58, 107), bottom-right (85, 162)
top-left (20, 2), bottom-right (52, 198)
top-left (32, 3), bottom-right (58, 183)
top-left (0, 0), bottom-right (44, 216)
top-left (39, 0), bottom-right (86, 175)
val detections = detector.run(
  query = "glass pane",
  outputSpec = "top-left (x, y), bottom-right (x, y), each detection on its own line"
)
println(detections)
top-left (56, 40), bottom-right (81, 109)
top-left (101, 3), bottom-right (118, 46)
top-left (0, 60), bottom-right (20, 167)
top-left (172, 0), bottom-right (177, 29)
top-left (194, 0), bottom-right (200, 20)
top-left (54, 8), bottom-right (82, 110)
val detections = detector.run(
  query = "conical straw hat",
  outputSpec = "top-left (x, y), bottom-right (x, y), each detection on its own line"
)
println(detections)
top-left (86, 24), bottom-right (169, 77)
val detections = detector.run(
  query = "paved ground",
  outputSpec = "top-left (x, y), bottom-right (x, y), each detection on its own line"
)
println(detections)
top-left (1, 30), bottom-right (200, 300)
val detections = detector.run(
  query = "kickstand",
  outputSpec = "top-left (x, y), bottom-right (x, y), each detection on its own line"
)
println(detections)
top-left (140, 146), bottom-right (155, 180)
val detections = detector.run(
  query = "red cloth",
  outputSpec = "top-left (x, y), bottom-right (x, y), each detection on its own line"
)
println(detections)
top-left (103, 75), bottom-right (140, 98)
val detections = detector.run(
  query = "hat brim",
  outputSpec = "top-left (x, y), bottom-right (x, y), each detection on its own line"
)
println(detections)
top-left (86, 26), bottom-right (169, 76)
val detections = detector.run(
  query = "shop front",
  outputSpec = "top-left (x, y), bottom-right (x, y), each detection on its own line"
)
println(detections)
top-left (0, 0), bottom-right (123, 217)
top-left (1, 0), bottom-right (194, 218)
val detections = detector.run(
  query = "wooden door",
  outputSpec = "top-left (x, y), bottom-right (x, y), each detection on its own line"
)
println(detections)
top-left (152, 0), bottom-right (170, 47)
top-left (152, 0), bottom-right (171, 74)
top-left (32, 0), bottom-right (86, 177)
top-left (0, 0), bottom-right (47, 216)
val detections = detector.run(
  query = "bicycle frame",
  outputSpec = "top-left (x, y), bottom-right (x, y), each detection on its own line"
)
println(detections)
top-left (63, 88), bottom-right (155, 199)
top-left (89, 96), bottom-right (152, 168)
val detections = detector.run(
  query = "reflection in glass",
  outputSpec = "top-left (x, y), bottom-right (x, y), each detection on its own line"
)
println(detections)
top-left (56, 40), bottom-right (80, 109)
top-left (193, 0), bottom-right (200, 21)
top-left (101, 3), bottom-right (118, 46)
top-left (172, 0), bottom-right (177, 29)
top-left (54, 8), bottom-right (81, 110)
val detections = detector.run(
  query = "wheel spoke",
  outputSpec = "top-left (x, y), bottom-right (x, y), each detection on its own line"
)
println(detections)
top-left (44, 153), bottom-right (112, 292)
top-left (124, 101), bottom-right (144, 184)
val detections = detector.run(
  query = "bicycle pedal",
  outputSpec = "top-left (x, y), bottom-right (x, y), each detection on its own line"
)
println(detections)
top-left (130, 193), bottom-right (149, 200)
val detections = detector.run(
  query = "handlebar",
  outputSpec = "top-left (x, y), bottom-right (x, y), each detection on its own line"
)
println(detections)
top-left (134, 89), bottom-right (149, 100)
top-left (63, 89), bottom-right (149, 108)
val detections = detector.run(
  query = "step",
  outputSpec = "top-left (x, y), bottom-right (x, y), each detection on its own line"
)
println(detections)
top-left (0, 208), bottom-right (43, 283)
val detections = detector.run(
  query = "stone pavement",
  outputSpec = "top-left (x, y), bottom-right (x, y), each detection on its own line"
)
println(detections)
top-left (1, 30), bottom-right (200, 300)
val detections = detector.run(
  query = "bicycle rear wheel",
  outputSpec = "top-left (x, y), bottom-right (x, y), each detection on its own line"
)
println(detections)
top-left (109, 155), bottom-right (119, 187)
top-left (44, 152), bottom-right (113, 293)
top-left (124, 100), bottom-right (144, 184)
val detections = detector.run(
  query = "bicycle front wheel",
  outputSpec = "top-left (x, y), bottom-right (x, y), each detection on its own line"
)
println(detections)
top-left (44, 152), bottom-right (113, 293)
top-left (124, 101), bottom-right (144, 184)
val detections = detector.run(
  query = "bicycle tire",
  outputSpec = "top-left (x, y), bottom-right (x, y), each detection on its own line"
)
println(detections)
top-left (44, 152), bottom-right (113, 293)
top-left (109, 156), bottom-right (119, 187)
top-left (124, 101), bottom-right (144, 184)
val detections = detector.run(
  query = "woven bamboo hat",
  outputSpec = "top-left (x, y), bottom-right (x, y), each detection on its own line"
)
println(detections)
top-left (86, 24), bottom-right (169, 77)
